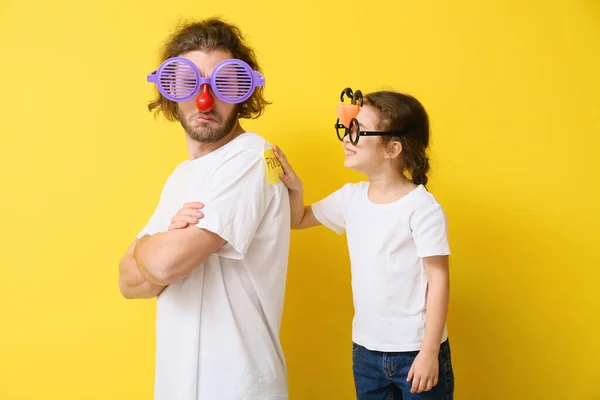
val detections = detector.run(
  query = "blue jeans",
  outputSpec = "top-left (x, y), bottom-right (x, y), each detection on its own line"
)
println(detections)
top-left (352, 340), bottom-right (454, 400)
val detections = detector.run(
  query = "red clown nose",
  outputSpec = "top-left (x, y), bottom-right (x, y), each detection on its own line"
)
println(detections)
top-left (196, 84), bottom-right (214, 113)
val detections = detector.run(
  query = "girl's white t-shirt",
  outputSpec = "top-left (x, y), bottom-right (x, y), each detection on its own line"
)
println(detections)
top-left (312, 182), bottom-right (450, 352)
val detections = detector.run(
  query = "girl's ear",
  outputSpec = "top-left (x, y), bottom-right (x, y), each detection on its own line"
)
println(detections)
top-left (385, 140), bottom-right (403, 159)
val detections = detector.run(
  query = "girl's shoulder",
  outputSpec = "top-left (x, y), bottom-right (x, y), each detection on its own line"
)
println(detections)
top-left (337, 181), bottom-right (369, 197)
top-left (344, 180), bottom-right (369, 190)
top-left (408, 186), bottom-right (448, 222)
top-left (412, 185), bottom-right (441, 205)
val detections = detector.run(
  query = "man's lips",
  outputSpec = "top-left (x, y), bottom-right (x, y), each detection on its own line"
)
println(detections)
top-left (195, 116), bottom-right (216, 123)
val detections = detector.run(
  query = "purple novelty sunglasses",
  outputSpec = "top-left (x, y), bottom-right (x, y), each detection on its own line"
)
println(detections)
top-left (147, 57), bottom-right (265, 103)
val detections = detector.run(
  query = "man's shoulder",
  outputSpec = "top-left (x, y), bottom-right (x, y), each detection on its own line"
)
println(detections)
top-left (230, 131), bottom-right (270, 151)
top-left (162, 160), bottom-right (190, 185)
top-left (214, 132), bottom-right (268, 164)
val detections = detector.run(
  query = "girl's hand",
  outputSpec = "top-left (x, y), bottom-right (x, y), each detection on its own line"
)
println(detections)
top-left (273, 145), bottom-right (303, 193)
top-left (168, 202), bottom-right (205, 230)
top-left (407, 349), bottom-right (439, 393)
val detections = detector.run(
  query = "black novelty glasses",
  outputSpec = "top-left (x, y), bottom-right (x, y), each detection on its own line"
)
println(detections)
top-left (335, 118), bottom-right (405, 145)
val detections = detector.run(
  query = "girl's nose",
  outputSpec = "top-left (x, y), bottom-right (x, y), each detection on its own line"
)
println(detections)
top-left (343, 132), bottom-right (351, 144)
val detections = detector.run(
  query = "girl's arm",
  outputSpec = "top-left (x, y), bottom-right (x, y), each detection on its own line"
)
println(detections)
top-left (421, 255), bottom-right (450, 352)
top-left (289, 193), bottom-right (320, 230)
top-left (273, 146), bottom-right (321, 230)
top-left (407, 255), bottom-right (450, 394)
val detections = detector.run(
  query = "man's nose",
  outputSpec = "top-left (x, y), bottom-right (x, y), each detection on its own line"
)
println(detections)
top-left (196, 84), bottom-right (214, 113)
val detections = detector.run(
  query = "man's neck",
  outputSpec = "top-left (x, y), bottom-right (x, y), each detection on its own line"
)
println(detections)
top-left (186, 123), bottom-right (246, 160)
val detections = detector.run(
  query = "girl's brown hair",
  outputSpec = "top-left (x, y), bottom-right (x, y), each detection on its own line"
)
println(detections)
top-left (364, 91), bottom-right (431, 186)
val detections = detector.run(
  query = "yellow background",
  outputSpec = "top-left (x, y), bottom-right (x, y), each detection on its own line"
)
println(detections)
top-left (1, 0), bottom-right (599, 399)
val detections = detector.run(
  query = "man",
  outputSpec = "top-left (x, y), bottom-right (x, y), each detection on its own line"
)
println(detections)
top-left (118, 18), bottom-right (291, 400)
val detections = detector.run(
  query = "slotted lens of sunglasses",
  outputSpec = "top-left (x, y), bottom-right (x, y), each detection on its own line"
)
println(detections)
top-left (213, 62), bottom-right (253, 103)
top-left (159, 59), bottom-right (198, 100)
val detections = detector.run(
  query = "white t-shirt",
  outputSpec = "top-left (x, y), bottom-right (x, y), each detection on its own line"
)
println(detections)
top-left (137, 132), bottom-right (291, 400)
top-left (312, 182), bottom-right (450, 352)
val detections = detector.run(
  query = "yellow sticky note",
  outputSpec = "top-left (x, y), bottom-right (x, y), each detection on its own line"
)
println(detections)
top-left (263, 148), bottom-right (283, 184)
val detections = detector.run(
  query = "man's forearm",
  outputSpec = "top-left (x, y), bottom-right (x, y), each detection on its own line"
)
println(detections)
top-left (118, 253), bottom-right (166, 299)
top-left (134, 227), bottom-right (225, 285)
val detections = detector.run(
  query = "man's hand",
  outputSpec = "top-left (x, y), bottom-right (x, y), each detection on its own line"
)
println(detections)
top-left (168, 202), bottom-right (205, 230)
top-left (407, 349), bottom-right (440, 393)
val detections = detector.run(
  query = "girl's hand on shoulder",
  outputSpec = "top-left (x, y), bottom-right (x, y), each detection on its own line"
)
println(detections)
top-left (273, 145), bottom-right (303, 193)
top-left (407, 349), bottom-right (439, 394)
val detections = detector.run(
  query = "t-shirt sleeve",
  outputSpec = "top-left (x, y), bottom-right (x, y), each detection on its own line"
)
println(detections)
top-left (310, 184), bottom-right (352, 235)
top-left (411, 202), bottom-right (451, 257)
top-left (136, 212), bottom-right (159, 239)
top-left (192, 149), bottom-right (273, 260)
top-left (136, 169), bottom-right (179, 239)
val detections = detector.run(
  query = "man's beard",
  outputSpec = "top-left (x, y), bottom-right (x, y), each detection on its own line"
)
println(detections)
top-left (177, 107), bottom-right (239, 143)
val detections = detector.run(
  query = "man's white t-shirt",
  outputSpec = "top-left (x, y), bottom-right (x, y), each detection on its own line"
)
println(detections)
top-left (312, 182), bottom-right (450, 352)
top-left (137, 132), bottom-right (291, 400)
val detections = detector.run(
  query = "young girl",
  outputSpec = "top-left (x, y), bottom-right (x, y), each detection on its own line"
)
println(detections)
top-left (273, 90), bottom-right (454, 399)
